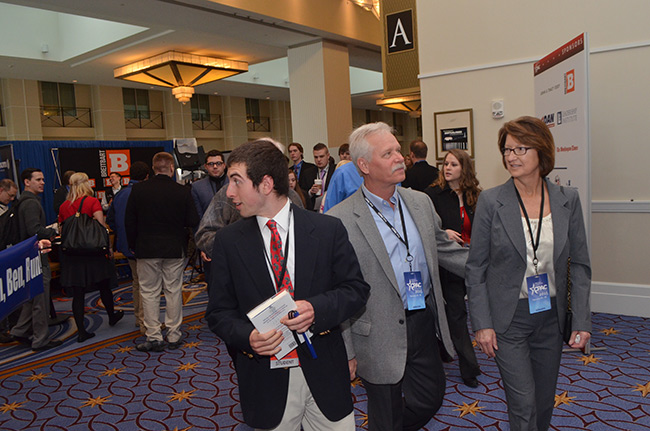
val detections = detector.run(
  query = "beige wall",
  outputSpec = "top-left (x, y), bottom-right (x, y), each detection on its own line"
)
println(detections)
top-left (416, 0), bottom-right (650, 316)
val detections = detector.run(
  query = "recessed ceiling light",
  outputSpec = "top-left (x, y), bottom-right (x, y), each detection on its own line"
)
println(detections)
top-left (72, 80), bottom-right (77, 83)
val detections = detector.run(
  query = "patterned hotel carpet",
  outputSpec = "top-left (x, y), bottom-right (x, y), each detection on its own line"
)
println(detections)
top-left (0, 276), bottom-right (649, 430)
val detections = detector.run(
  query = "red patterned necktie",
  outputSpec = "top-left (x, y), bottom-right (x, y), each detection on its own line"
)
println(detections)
top-left (267, 219), bottom-right (293, 295)
top-left (266, 219), bottom-right (298, 362)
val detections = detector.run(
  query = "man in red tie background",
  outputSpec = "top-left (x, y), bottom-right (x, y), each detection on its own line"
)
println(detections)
top-left (205, 140), bottom-right (369, 430)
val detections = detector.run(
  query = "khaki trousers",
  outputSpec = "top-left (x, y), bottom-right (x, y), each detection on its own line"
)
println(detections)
top-left (136, 258), bottom-right (185, 343)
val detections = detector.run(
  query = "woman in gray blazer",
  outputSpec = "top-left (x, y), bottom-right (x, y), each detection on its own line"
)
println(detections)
top-left (466, 116), bottom-right (591, 431)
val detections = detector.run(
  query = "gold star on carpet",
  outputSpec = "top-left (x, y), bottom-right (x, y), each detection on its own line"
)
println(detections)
top-left (25, 372), bottom-right (50, 382)
top-left (554, 390), bottom-right (577, 407)
top-left (168, 427), bottom-right (191, 431)
top-left (81, 395), bottom-right (111, 408)
top-left (183, 341), bottom-right (201, 349)
top-left (359, 412), bottom-right (369, 427)
top-left (472, 339), bottom-right (478, 347)
top-left (167, 389), bottom-right (196, 403)
top-left (116, 346), bottom-right (135, 353)
top-left (600, 327), bottom-right (620, 336)
top-left (578, 354), bottom-right (601, 365)
top-left (182, 289), bottom-right (202, 305)
top-left (453, 400), bottom-right (483, 418)
top-left (177, 362), bottom-right (199, 372)
top-left (0, 401), bottom-right (25, 414)
top-left (187, 324), bottom-right (202, 331)
top-left (99, 367), bottom-right (125, 377)
top-left (632, 382), bottom-right (650, 397)
top-left (350, 377), bottom-right (362, 388)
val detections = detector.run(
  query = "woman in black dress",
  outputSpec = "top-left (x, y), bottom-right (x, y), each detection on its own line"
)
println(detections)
top-left (58, 173), bottom-right (123, 342)
top-left (424, 149), bottom-right (482, 387)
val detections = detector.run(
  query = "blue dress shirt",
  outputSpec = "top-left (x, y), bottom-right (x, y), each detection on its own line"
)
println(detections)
top-left (362, 185), bottom-right (431, 308)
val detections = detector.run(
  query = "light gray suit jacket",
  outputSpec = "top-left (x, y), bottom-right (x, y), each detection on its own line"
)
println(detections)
top-left (466, 178), bottom-right (591, 335)
top-left (328, 186), bottom-right (468, 384)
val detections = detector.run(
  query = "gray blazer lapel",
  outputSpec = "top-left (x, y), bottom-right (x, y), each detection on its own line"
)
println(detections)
top-left (496, 179), bottom-right (527, 262)
top-left (351, 191), bottom-right (401, 295)
top-left (548, 181), bottom-right (570, 265)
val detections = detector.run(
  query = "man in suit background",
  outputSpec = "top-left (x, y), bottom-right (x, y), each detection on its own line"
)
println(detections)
top-left (107, 161), bottom-right (150, 335)
top-left (303, 143), bottom-right (336, 210)
top-left (329, 123), bottom-right (468, 431)
top-left (205, 140), bottom-right (369, 430)
top-left (401, 140), bottom-right (439, 192)
top-left (126, 152), bottom-right (199, 352)
top-left (288, 142), bottom-right (317, 199)
top-left (191, 149), bottom-right (228, 220)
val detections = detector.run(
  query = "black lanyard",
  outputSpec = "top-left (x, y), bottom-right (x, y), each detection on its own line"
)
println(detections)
top-left (514, 180), bottom-right (545, 275)
top-left (362, 191), bottom-right (414, 271)
top-left (262, 208), bottom-right (292, 292)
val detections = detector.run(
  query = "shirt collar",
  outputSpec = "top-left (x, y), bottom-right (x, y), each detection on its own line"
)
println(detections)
top-left (362, 184), bottom-right (399, 210)
top-left (256, 198), bottom-right (292, 233)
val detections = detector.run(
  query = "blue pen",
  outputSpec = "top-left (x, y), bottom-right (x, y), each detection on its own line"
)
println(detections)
top-left (288, 311), bottom-right (317, 359)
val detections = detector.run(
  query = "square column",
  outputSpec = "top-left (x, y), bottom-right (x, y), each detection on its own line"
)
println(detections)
top-left (288, 40), bottom-right (352, 157)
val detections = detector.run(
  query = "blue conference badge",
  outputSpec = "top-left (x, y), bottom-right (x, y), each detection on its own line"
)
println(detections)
top-left (527, 273), bottom-right (551, 314)
top-left (404, 271), bottom-right (425, 310)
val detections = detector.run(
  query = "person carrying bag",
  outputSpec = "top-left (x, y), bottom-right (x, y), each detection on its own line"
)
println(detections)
top-left (58, 172), bottom-right (123, 343)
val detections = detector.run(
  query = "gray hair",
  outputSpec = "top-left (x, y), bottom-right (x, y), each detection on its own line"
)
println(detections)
top-left (349, 122), bottom-right (394, 172)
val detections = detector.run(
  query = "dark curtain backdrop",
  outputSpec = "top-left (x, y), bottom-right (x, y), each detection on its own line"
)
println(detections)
top-left (10, 140), bottom-right (173, 223)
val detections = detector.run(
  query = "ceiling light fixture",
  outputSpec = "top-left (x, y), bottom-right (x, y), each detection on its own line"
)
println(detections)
top-left (376, 93), bottom-right (421, 117)
top-left (114, 51), bottom-right (248, 104)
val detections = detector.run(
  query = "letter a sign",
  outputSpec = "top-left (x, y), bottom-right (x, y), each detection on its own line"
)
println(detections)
top-left (387, 10), bottom-right (414, 54)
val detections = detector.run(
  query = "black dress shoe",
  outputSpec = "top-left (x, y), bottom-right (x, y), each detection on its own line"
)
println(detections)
top-left (32, 339), bottom-right (63, 351)
top-left (109, 310), bottom-right (125, 327)
top-left (167, 340), bottom-right (183, 350)
top-left (77, 332), bottom-right (96, 343)
top-left (136, 340), bottom-right (167, 352)
top-left (462, 377), bottom-right (480, 388)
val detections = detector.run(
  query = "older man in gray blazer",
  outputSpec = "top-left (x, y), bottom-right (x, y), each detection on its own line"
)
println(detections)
top-left (328, 122), bottom-right (468, 431)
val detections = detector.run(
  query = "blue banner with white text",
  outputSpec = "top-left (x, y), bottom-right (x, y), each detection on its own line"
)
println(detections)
top-left (0, 236), bottom-right (44, 321)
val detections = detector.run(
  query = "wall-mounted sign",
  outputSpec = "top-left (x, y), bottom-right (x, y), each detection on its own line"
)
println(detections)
top-left (386, 9), bottom-right (414, 54)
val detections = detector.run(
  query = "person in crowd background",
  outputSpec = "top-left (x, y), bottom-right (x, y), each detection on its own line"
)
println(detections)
top-left (288, 169), bottom-right (307, 208)
top-left (403, 154), bottom-right (413, 170)
top-left (329, 122), bottom-right (468, 431)
top-left (53, 170), bottom-right (75, 215)
top-left (339, 143), bottom-right (351, 161)
top-left (304, 143), bottom-right (336, 211)
top-left (191, 149), bottom-right (229, 220)
top-left (466, 116), bottom-right (591, 431)
top-left (107, 161), bottom-right (150, 335)
top-left (322, 160), bottom-right (363, 214)
top-left (288, 142), bottom-right (317, 200)
top-left (401, 140), bottom-right (439, 192)
top-left (8, 168), bottom-right (61, 351)
top-left (126, 152), bottom-right (199, 352)
top-left (102, 172), bottom-right (123, 211)
top-left (205, 139), bottom-right (369, 430)
top-left (58, 172), bottom-right (124, 343)
top-left (424, 149), bottom-right (482, 388)
top-left (0, 179), bottom-right (18, 215)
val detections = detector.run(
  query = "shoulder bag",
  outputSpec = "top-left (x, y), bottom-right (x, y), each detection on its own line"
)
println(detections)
top-left (60, 196), bottom-right (110, 256)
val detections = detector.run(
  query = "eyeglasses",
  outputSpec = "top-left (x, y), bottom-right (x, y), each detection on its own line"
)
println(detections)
top-left (206, 161), bottom-right (224, 167)
top-left (501, 146), bottom-right (534, 156)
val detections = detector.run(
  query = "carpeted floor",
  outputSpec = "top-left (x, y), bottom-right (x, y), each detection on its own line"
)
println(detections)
top-left (1, 273), bottom-right (649, 430)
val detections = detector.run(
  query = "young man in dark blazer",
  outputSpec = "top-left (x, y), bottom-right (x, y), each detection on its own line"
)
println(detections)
top-left (125, 152), bottom-right (199, 352)
top-left (205, 140), bottom-right (369, 430)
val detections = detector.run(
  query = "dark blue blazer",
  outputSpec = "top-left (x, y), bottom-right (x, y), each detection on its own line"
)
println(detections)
top-left (205, 204), bottom-right (369, 429)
